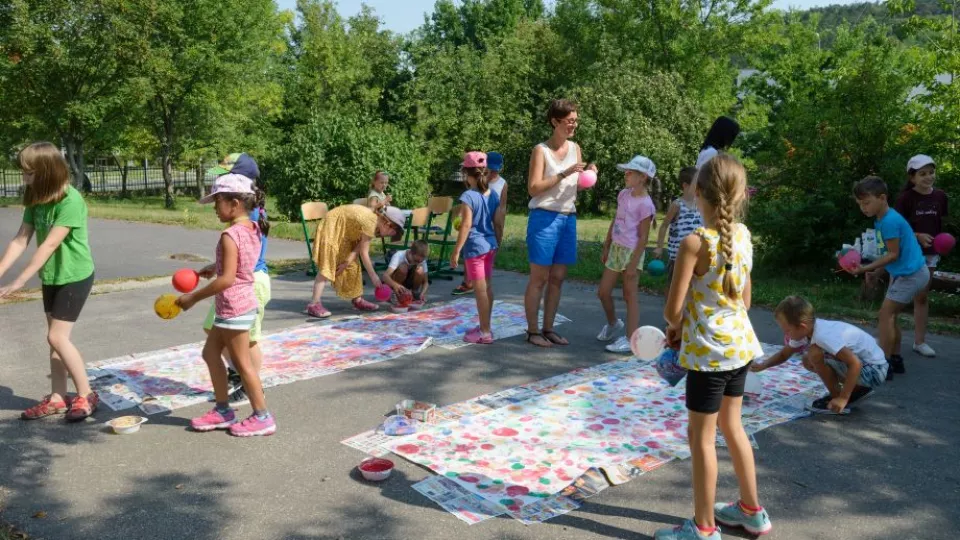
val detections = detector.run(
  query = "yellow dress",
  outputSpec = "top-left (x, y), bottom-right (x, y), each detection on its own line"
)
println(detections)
top-left (314, 205), bottom-right (378, 299)
top-left (679, 224), bottom-right (764, 372)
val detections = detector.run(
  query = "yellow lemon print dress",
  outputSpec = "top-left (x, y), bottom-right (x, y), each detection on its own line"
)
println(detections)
top-left (679, 224), bottom-right (763, 372)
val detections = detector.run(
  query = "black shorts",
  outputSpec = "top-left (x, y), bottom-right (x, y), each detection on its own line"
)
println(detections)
top-left (42, 273), bottom-right (94, 322)
top-left (685, 363), bottom-right (751, 414)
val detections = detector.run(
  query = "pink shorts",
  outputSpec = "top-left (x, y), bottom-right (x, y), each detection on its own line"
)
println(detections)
top-left (465, 250), bottom-right (496, 281)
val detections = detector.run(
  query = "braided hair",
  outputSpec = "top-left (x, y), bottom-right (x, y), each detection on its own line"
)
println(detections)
top-left (696, 153), bottom-right (747, 300)
top-left (253, 181), bottom-right (270, 237)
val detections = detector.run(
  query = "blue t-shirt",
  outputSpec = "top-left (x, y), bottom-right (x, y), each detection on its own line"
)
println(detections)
top-left (876, 208), bottom-right (925, 277)
top-left (250, 207), bottom-right (268, 273)
top-left (459, 189), bottom-right (500, 259)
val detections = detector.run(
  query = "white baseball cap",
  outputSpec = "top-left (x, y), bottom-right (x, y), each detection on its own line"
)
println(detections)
top-left (907, 154), bottom-right (935, 173)
top-left (198, 173), bottom-right (254, 204)
top-left (616, 155), bottom-right (657, 177)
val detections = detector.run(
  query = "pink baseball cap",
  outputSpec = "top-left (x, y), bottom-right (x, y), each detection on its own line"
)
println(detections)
top-left (462, 151), bottom-right (487, 168)
top-left (198, 173), bottom-right (254, 204)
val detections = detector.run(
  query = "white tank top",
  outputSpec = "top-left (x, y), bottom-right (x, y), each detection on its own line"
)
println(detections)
top-left (528, 141), bottom-right (580, 214)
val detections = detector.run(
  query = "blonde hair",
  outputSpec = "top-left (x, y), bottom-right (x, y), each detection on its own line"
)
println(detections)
top-left (775, 295), bottom-right (816, 326)
top-left (696, 153), bottom-right (747, 299)
top-left (19, 142), bottom-right (71, 207)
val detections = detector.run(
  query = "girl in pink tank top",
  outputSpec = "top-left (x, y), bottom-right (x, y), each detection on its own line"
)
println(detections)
top-left (176, 174), bottom-right (276, 437)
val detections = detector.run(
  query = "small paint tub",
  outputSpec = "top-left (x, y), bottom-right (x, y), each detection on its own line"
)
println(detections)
top-left (358, 458), bottom-right (394, 482)
top-left (107, 416), bottom-right (147, 435)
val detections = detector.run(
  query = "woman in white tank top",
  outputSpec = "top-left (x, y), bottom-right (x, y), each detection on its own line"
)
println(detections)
top-left (523, 99), bottom-right (597, 348)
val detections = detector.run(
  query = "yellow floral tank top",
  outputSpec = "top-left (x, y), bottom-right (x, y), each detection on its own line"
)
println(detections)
top-left (679, 224), bottom-right (763, 372)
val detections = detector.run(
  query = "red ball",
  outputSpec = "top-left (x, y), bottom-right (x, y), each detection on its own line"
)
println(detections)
top-left (397, 289), bottom-right (414, 307)
top-left (172, 269), bottom-right (200, 293)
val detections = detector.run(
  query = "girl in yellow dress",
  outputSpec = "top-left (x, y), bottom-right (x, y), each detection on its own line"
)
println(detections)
top-left (305, 204), bottom-right (405, 318)
top-left (657, 153), bottom-right (771, 540)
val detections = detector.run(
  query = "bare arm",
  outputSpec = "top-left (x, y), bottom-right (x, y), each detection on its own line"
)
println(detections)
top-left (855, 237), bottom-right (900, 274)
top-left (664, 233), bottom-right (702, 328)
top-left (450, 205), bottom-right (472, 268)
top-left (743, 273), bottom-right (753, 310)
top-left (627, 216), bottom-right (653, 272)
top-left (177, 234), bottom-right (237, 309)
top-left (0, 222), bottom-right (35, 280)
top-left (752, 345), bottom-right (799, 371)
top-left (0, 225), bottom-right (72, 298)
top-left (656, 202), bottom-right (680, 251)
top-left (356, 236), bottom-right (380, 289)
top-left (494, 185), bottom-right (507, 245)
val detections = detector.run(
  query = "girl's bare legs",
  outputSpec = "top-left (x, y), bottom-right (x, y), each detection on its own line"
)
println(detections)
top-left (622, 269), bottom-right (640, 337)
top-left (597, 268), bottom-right (620, 325)
top-left (202, 329), bottom-right (230, 404)
top-left (688, 410), bottom-right (720, 529)
top-left (914, 282), bottom-right (930, 346)
top-left (46, 316), bottom-right (92, 399)
top-left (717, 395), bottom-right (760, 509)
top-left (249, 342), bottom-right (263, 372)
top-left (473, 278), bottom-right (493, 334)
top-left (542, 264), bottom-right (568, 342)
top-left (310, 274), bottom-right (327, 304)
top-left (224, 329), bottom-right (266, 412)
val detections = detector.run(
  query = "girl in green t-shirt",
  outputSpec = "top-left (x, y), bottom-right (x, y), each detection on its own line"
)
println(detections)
top-left (0, 142), bottom-right (98, 422)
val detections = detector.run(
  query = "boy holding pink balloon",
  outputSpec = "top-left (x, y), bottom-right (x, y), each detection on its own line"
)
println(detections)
top-left (597, 155), bottom-right (659, 353)
top-left (895, 154), bottom-right (949, 358)
top-left (849, 176), bottom-right (929, 379)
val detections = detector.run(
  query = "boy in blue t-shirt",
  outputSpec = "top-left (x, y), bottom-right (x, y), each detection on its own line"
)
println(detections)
top-left (850, 176), bottom-right (929, 378)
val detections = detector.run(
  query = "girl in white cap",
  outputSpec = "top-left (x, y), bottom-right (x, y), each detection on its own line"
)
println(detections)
top-left (597, 155), bottom-right (658, 353)
top-left (894, 154), bottom-right (947, 357)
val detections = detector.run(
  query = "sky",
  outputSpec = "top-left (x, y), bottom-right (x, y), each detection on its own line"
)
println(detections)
top-left (275, 0), bottom-right (875, 34)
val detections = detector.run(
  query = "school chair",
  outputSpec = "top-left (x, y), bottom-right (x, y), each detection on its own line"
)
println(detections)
top-left (422, 196), bottom-right (462, 280)
top-left (352, 197), bottom-right (369, 206)
top-left (299, 201), bottom-right (328, 276)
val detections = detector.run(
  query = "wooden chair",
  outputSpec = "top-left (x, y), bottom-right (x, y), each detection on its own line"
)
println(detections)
top-left (375, 207), bottom-right (428, 271)
top-left (352, 197), bottom-right (370, 207)
top-left (421, 196), bottom-right (462, 280)
top-left (299, 201), bottom-right (328, 276)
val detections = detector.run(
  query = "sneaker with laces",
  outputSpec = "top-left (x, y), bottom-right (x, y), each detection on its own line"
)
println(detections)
top-left (65, 393), bottom-right (98, 422)
top-left (848, 385), bottom-right (874, 405)
top-left (715, 501), bottom-right (773, 536)
top-left (596, 319), bottom-right (624, 341)
top-left (352, 297), bottom-right (379, 312)
top-left (654, 520), bottom-right (721, 540)
top-left (912, 342), bottom-right (936, 357)
top-left (229, 413), bottom-right (277, 437)
top-left (605, 336), bottom-right (632, 354)
top-left (890, 355), bottom-right (906, 374)
top-left (305, 302), bottom-right (331, 319)
top-left (21, 395), bottom-right (69, 420)
top-left (191, 408), bottom-right (237, 432)
top-left (806, 394), bottom-right (849, 415)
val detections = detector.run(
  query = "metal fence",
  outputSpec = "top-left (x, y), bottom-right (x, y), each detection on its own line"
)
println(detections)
top-left (0, 165), bottom-right (213, 197)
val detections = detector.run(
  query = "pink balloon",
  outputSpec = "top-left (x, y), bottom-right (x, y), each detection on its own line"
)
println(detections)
top-left (578, 170), bottom-right (597, 189)
top-left (839, 251), bottom-right (861, 272)
top-left (374, 284), bottom-right (392, 301)
top-left (934, 233), bottom-right (955, 255)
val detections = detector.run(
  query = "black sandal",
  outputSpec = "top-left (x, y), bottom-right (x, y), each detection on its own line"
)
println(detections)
top-left (543, 330), bottom-right (569, 346)
top-left (526, 331), bottom-right (552, 348)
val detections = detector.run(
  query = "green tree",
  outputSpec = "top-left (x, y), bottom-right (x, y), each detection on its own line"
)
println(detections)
top-left (140, 0), bottom-right (285, 207)
top-left (0, 0), bottom-right (149, 187)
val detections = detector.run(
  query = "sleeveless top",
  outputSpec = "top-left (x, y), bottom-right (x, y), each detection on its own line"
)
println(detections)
top-left (679, 224), bottom-right (763, 372)
top-left (667, 198), bottom-right (703, 261)
top-left (215, 221), bottom-right (261, 319)
top-left (528, 141), bottom-right (580, 214)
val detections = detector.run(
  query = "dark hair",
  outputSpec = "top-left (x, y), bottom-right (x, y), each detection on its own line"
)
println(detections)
top-left (679, 166), bottom-right (698, 187)
top-left (853, 176), bottom-right (888, 199)
top-left (547, 99), bottom-right (578, 125)
top-left (410, 239), bottom-right (428, 256)
top-left (462, 166), bottom-right (489, 193)
top-left (702, 116), bottom-right (740, 151)
top-left (902, 163), bottom-right (936, 193)
top-left (218, 192), bottom-right (256, 212)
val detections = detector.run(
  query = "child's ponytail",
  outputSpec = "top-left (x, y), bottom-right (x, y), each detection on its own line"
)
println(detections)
top-left (696, 154), bottom-right (747, 302)
top-left (254, 183), bottom-right (270, 237)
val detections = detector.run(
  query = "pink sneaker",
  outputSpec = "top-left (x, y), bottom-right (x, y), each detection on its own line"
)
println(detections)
top-left (190, 408), bottom-right (237, 432)
top-left (229, 413), bottom-right (277, 437)
top-left (464, 330), bottom-right (494, 344)
top-left (352, 297), bottom-right (379, 312)
top-left (306, 302), bottom-right (331, 319)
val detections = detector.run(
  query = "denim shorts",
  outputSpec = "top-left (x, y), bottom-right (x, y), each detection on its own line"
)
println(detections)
top-left (527, 209), bottom-right (577, 266)
top-left (825, 358), bottom-right (888, 388)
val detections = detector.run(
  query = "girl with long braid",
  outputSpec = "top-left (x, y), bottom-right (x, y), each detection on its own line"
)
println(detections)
top-left (657, 153), bottom-right (771, 539)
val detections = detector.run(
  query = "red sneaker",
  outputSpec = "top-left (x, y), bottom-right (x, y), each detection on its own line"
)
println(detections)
top-left (352, 297), bottom-right (379, 312)
top-left (65, 393), bottom-right (99, 423)
top-left (21, 395), bottom-right (69, 420)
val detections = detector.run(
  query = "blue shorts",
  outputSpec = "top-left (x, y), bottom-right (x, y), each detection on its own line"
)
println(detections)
top-left (527, 209), bottom-right (577, 266)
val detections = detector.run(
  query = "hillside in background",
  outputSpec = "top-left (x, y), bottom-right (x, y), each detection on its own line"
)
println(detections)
top-left (798, 0), bottom-right (954, 46)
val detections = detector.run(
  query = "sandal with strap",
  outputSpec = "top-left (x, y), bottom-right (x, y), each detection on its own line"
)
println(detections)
top-left (352, 297), bottom-right (380, 312)
top-left (21, 395), bottom-right (69, 420)
top-left (526, 331), bottom-right (552, 348)
top-left (543, 330), bottom-right (569, 346)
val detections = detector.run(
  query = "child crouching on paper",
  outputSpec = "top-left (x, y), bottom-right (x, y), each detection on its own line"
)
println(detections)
top-left (752, 296), bottom-right (887, 415)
